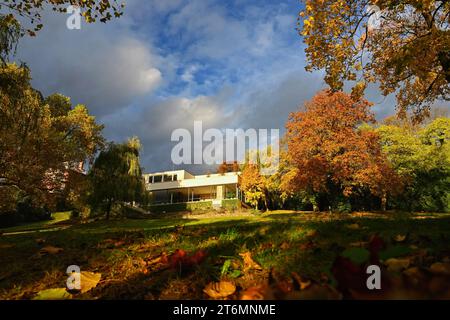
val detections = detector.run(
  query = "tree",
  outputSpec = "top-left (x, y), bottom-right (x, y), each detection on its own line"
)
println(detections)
top-left (284, 90), bottom-right (401, 211)
top-left (0, 0), bottom-right (124, 62)
top-left (240, 163), bottom-right (267, 210)
top-left (88, 137), bottom-right (147, 219)
top-left (217, 161), bottom-right (240, 175)
top-left (0, 15), bottom-right (20, 63)
top-left (239, 147), bottom-right (286, 211)
top-left (0, 0), bottom-right (124, 34)
top-left (0, 64), bottom-right (104, 213)
top-left (299, 0), bottom-right (450, 122)
top-left (377, 117), bottom-right (450, 211)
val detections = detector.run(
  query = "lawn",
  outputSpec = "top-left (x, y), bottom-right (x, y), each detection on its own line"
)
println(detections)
top-left (1, 210), bottom-right (450, 300)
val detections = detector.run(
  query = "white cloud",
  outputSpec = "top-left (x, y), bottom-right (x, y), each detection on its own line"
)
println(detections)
top-left (17, 12), bottom-right (162, 116)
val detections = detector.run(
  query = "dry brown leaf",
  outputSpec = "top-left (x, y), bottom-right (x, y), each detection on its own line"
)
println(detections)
top-left (114, 240), bottom-right (126, 247)
top-left (394, 234), bottom-right (407, 242)
top-left (240, 285), bottom-right (267, 300)
top-left (403, 267), bottom-right (427, 287)
top-left (349, 241), bottom-right (368, 247)
top-left (306, 229), bottom-right (318, 238)
top-left (280, 242), bottom-right (290, 250)
top-left (299, 241), bottom-right (315, 250)
top-left (35, 238), bottom-right (46, 245)
top-left (203, 281), bottom-right (236, 299)
top-left (291, 272), bottom-right (312, 290)
top-left (429, 262), bottom-right (450, 276)
top-left (39, 245), bottom-right (63, 256)
top-left (385, 258), bottom-right (410, 272)
top-left (239, 251), bottom-right (262, 271)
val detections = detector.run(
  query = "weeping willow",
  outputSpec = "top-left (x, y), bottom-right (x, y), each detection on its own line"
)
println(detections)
top-left (0, 15), bottom-right (21, 64)
top-left (126, 136), bottom-right (142, 177)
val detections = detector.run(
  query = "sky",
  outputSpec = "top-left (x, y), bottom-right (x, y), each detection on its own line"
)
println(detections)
top-left (14, 0), bottom-right (401, 174)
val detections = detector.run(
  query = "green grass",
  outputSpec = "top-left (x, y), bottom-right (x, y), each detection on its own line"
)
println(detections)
top-left (1, 210), bottom-right (450, 299)
top-left (0, 212), bottom-right (72, 234)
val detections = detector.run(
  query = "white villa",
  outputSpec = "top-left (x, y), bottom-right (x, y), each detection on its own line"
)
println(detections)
top-left (143, 170), bottom-right (242, 207)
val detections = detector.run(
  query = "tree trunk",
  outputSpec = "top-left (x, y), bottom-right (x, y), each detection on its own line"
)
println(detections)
top-left (438, 51), bottom-right (450, 83)
top-left (381, 192), bottom-right (387, 212)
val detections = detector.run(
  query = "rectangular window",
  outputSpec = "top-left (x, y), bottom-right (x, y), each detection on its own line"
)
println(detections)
top-left (153, 175), bottom-right (162, 183)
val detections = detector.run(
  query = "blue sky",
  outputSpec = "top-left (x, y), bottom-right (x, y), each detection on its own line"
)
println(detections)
top-left (15, 0), bottom-right (400, 173)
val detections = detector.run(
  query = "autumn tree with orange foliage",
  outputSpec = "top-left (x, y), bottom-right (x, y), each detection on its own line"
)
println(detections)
top-left (299, 0), bottom-right (449, 122)
top-left (284, 90), bottom-right (402, 211)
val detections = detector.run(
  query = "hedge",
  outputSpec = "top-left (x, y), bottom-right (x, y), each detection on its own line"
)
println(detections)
top-left (147, 201), bottom-right (213, 213)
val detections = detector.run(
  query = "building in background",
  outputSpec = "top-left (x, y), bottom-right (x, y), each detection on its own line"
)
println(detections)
top-left (144, 170), bottom-right (242, 207)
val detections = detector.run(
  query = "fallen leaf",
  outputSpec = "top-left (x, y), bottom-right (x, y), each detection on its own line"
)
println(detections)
top-left (168, 249), bottom-right (207, 271)
top-left (429, 262), bottom-right (450, 276)
top-left (203, 281), bottom-right (236, 299)
top-left (114, 240), bottom-right (126, 247)
top-left (239, 251), bottom-right (262, 271)
top-left (147, 252), bottom-right (168, 267)
top-left (240, 285), bottom-right (267, 300)
top-left (306, 229), bottom-right (318, 238)
top-left (347, 223), bottom-right (361, 230)
top-left (39, 246), bottom-right (63, 256)
top-left (33, 288), bottom-right (71, 300)
top-left (80, 271), bottom-right (101, 293)
top-left (349, 241), bottom-right (368, 247)
top-left (385, 258), bottom-right (410, 272)
top-left (394, 234), bottom-right (407, 242)
top-left (403, 267), bottom-right (427, 287)
top-left (291, 272), bottom-right (312, 290)
top-left (35, 238), bottom-right (46, 245)
top-left (134, 258), bottom-right (147, 268)
top-left (259, 226), bottom-right (270, 235)
top-left (299, 240), bottom-right (315, 250)
top-left (280, 242), bottom-right (290, 250)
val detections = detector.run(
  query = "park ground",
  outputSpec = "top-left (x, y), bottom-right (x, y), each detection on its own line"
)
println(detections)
top-left (1, 210), bottom-right (450, 300)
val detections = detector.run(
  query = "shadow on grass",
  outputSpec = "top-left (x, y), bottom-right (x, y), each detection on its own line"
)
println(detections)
top-left (1, 213), bottom-right (450, 299)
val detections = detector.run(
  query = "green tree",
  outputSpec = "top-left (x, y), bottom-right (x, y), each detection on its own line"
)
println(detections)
top-left (377, 117), bottom-right (450, 211)
top-left (299, 0), bottom-right (449, 121)
top-left (0, 64), bottom-right (104, 213)
top-left (88, 137), bottom-right (147, 219)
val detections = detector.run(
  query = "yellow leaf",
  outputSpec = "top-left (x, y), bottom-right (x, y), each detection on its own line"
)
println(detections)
top-left (291, 272), bottom-right (312, 290)
top-left (33, 288), bottom-right (71, 300)
top-left (80, 271), bottom-right (101, 293)
top-left (394, 234), bottom-right (406, 242)
top-left (239, 251), bottom-right (262, 271)
top-left (203, 281), bottom-right (236, 299)
top-left (346, 223), bottom-right (361, 230)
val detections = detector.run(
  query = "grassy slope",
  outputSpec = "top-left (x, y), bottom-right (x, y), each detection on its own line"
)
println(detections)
top-left (1, 211), bottom-right (450, 299)
top-left (0, 212), bottom-right (72, 234)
